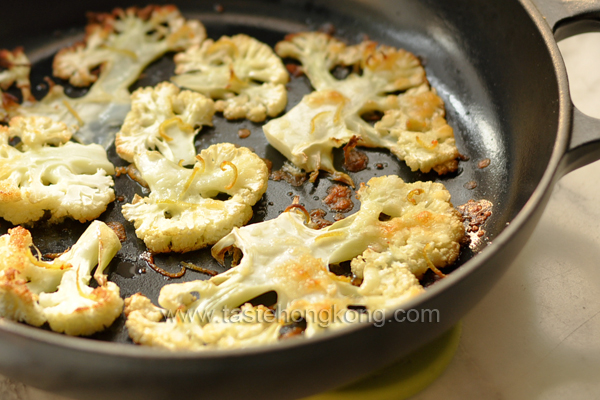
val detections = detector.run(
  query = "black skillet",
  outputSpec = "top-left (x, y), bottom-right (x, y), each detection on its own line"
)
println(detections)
top-left (1, 0), bottom-right (600, 399)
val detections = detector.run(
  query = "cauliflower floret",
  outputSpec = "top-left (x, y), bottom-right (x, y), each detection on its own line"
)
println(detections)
top-left (125, 175), bottom-right (464, 350)
top-left (263, 32), bottom-right (459, 184)
top-left (0, 221), bottom-right (123, 336)
top-left (2, 6), bottom-right (205, 147)
top-left (172, 34), bottom-right (289, 122)
top-left (115, 82), bottom-right (215, 164)
top-left (0, 116), bottom-right (115, 225)
top-left (121, 143), bottom-right (268, 253)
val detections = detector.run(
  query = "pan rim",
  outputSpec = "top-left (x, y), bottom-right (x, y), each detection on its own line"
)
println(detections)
top-left (0, 0), bottom-right (572, 360)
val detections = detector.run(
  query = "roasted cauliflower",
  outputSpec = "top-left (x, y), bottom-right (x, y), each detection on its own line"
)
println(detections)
top-left (121, 143), bottom-right (269, 253)
top-left (115, 82), bottom-right (215, 164)
top-left (1, 6), bottom-right (205, 147)
top-left (0, 116), bottom-right (115, 225)
top-left (263, 32), bottom-right (459, 184)
top-left (0, 221), bottom-right (123, 336)
top-left (172, 34), bottom-right (289, 122)
top-left (0, 47), bottom-right (33, 102)
top-left (125, 175), bottom-right (464, 350)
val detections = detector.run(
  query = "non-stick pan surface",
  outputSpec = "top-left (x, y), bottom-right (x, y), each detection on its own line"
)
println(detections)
top-left (1, 1), bottom-right (599, 399)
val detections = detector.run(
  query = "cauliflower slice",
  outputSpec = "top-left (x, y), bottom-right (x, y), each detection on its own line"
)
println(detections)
top-left (115, 82), bottom-right (215, 164)
top-left (172, 34), bottom-right (289, 122)
top-left (121, 143), bottom-right (268, 253)
top-left (125, 175), bottom-right (464, 350)
top-left (39, 221), bottom-right (123, 336)
top-left (2, 6), bottom-right (205, 147)
top-left (0, 47), bottom-right (33, 103)
top-left (369, 85), bottom-right (459, 174)
top-left (263, 32), bottom-right (459, 183)
top-left (0, 226), bottom-right (66, 327)
top-left (0, 116), bottom-right (115, 225)
top-left (0, 221), bottom-right (123, 336)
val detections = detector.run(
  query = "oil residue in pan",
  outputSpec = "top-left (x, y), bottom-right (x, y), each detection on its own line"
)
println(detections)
top-left (0, 16), bottom-right (495, 344)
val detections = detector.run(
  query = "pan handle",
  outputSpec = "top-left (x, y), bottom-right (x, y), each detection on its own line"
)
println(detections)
top-left (560, 109), bottom-right (600, 176)
top-left (531, 0), bottom-right (600, 40)
top-left (530, 0), bottom-right (600, 176)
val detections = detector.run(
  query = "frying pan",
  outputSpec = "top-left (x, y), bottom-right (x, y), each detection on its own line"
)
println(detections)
top-left (1, 0), bottom-right (600, 399)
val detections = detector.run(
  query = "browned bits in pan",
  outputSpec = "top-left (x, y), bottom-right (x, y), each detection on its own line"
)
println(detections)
top-left (106, 221), bottom-right (127, 242)
top-left (237, 128), bottom-right (251, 138)
top-left (260, 157), bottom-right (273, 175)
top-left (458, 199), bottom-right (493, 229)
top-left (285, 63), bottom-right (304, 77)
top-left (140, 251), bottom-right (186, 279)
top-left (271, 165), bottom-right (308, 187)
top-left (333, 213), bottom-right (345, 221)
top-left (463, 180), bottom-right (477, 190)
top-left (433, 159), bottom-right (458, 175)
top-left (458, 199), bottom-right (493, 249)
top-left (116, 164), bottom-right (149, 188)
top-left (307, 208), bottom-right (333, 229)
top-left (323, 184), bottom-right (354, 213)
top-left (214, 4), bottom-right (224, 13)
top-left (478, 158), bottom-right (491, 169)
top-left (343, 136), bottom-right (368, 172)
top-left (181, 261), bottom-right (218, 276)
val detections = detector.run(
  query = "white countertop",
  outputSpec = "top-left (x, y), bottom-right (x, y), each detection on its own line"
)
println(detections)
top-left (2, 28), bottom-right (600, 400)
top-left (412, 32), bottom-right (600, 400)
